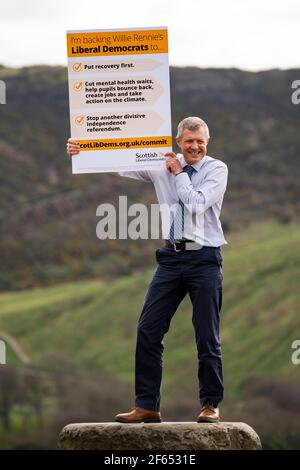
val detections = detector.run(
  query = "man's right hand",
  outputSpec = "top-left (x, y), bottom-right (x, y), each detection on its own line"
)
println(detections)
top-left (66, 138), bottom-right (80, 156)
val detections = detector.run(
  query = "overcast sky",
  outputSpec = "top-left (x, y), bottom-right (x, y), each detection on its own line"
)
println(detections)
top-left (1, 0), bottom-right (299, 70)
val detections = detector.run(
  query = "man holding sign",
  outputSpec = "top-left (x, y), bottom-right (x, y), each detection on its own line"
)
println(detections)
top-left (67, 115), bottom-right (228, 423)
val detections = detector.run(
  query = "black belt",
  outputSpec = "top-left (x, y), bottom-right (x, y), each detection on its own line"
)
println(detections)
top-left (164, 239), bottom-right (198, 252)
top-left (164, 240), bottom-right (219, 252)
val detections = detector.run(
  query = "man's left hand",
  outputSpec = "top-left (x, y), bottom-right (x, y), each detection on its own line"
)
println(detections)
top-left (165, 152), bottom-right (183, 175)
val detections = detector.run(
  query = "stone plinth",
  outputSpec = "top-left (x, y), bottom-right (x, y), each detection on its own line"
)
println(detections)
top-left (59, 422), bottom-right (262, 450)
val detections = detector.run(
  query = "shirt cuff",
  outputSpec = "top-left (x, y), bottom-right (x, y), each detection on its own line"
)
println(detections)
top-left (174, 171), bottom-right (192, 191)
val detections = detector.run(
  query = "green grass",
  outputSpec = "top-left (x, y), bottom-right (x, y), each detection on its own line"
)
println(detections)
top-left (1, 220), bottom-right (300, 400)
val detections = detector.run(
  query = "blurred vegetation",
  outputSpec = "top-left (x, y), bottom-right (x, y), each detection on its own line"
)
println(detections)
top-left (1, 221), bottom-right (300, 448)
top-left (0, 361), bottom-right (132, 449)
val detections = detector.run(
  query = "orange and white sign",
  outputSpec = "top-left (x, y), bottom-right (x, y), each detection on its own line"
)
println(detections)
top-left (66, 26), bottom-right (172, 173)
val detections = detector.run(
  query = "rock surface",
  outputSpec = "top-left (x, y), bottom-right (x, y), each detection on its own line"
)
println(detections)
top-left (59, 422), bottom-right (262, 450)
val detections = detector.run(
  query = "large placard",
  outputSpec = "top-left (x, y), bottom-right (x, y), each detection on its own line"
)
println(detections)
top-left (66, 26), bottom-right (172, 173)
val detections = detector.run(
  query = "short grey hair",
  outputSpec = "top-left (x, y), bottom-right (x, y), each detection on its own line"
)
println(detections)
top-left (176, 116), bottom-right (210, 140)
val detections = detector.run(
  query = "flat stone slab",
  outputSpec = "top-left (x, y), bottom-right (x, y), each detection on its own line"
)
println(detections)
top-left (59, 422), bottom-right (262, 450)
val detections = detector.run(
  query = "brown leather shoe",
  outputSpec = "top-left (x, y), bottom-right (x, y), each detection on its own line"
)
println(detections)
top-left (115, 407), bottom-right (161, 423)
top-left (197, 403), bottom-right (220, 423)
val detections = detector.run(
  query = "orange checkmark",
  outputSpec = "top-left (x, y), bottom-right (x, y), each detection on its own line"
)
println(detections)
top-left (75, 116), bottom-right (84, 125)
top-left (73, 62), bottom-right (82, 72)
top-left (74, 81), bottom-right (83, 92)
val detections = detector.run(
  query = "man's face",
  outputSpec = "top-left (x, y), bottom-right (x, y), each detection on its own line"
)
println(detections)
top-left (176, 127), bottom-right (209, 164)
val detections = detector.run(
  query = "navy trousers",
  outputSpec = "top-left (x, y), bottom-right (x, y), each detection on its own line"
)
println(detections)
top-left (135, 246), bottom-right (224, 412)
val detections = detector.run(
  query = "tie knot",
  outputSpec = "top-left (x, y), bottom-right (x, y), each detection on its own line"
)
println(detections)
top-left (184, 165), bottom-right (195, 178)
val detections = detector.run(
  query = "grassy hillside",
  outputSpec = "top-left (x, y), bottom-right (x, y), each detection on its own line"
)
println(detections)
top-left (1, 220), bottom-right (300, 448)
top-left (1, 220), bottom-right (299, 397)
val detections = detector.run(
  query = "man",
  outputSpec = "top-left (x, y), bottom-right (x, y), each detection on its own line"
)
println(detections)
top-left (67, 116), bottom-right (228, 423)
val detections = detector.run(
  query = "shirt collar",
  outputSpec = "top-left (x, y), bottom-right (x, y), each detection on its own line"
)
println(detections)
top-left (178, 154), bottom-right (209, 173)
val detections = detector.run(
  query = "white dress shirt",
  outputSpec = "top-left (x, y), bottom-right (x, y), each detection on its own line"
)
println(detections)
top-left (119, 153), bottom-right (228, 247)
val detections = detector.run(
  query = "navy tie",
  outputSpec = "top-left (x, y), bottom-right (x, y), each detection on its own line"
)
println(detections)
top-left (169, 165), bottom-right (195, 243)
